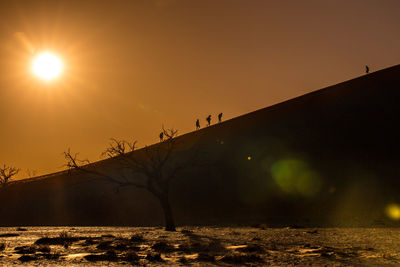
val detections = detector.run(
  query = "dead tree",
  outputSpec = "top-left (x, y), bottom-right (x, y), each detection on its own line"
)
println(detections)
top-left (64, 128), bottom-right (195, 231)
top-left (0, 165), bottom-right (19, 187)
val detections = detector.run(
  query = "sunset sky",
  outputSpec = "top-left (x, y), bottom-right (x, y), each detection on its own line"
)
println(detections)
top-left (0, 0), bottom-right (399, 178)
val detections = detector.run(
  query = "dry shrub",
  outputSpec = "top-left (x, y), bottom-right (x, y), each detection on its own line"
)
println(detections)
top-left (84, 250), bottom-right (118, 262)
top-left (237, 243), bottom-right (265, 253)
top-left (0, 233), bottom-right (19, 237)
top-left (130, 234), bottom-right (145, 243)
top-left (59, 231), bottom-right (70, 239)
top-left (96, 241), bottom-right (113, 250)
top-left (18, 255), bottom-right (36, 262)
top-left (197, 252), bottom-right (215, 262)
top-left (207, 240), bottom-right (225, 252)
top-left (101, 234), bottom-right (115, 238)
top-left (180, 229), bottom-right (193, 235)
top-left (35, 236), bottom-right (83, 246)
top-left (178, 240), bottom-right (225, 254)
top-left (178, 256), bottom-right (189, 263)
top-left (151, 241), bottom-right (175, 253)
top-left (124, 250), bottom-right (140, 262)
top-left (220, 253), bottom-right (263, 264)
top-left (146, 252), bottom-right (163, 262)
top-left (82, 237), bottom-right (98, 246)
top-left (114, 242), bottom-right (128, 251)
top-left (37, 245), bottom-right (51, 253)
top-left (15, 245), bottom-right (36, 254)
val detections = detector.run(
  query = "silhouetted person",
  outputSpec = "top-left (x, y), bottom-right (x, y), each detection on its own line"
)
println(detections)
top-left (196, 119), bottom-right (200, 130)
top-left (218, 112), bottom-right (223, 123)
top-left (159, 131), bottom-right (164, 142)
top-left (206, 115), bottom-right (211, 126)
top-left (366, 65), bottom-right (370, 74)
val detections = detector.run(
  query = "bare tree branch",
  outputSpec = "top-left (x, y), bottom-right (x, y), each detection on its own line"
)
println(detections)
top-left (64, 148), bottom-right (90, 170)
top-left (0, 165), bottom-right (20, 186)
top-left (101, 139), bottom-right (137, 158)
top-left (64, 148), bottom-right (146, 189)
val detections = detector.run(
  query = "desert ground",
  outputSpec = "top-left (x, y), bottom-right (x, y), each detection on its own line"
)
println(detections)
top-left (0, 226), bottom-right (399, 266)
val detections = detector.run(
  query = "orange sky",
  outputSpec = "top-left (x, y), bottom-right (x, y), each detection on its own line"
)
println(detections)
top-left (0, 0), bottom-right (399, 178)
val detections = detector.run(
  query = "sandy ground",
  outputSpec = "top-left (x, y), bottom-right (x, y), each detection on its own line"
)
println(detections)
top-left (0, 226), bottom-right (399, 266)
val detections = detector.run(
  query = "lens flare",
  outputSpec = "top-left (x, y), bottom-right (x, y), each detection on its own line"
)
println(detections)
top-left (385, 203), bottom-right (400, 220)
top-left (32, 52), bottom-right (63, 81)
top-left (271, 159), bottom-right (321, 197)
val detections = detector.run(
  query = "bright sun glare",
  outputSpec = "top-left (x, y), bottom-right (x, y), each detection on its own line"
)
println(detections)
top-left (32, 52), bottom-right (63, 81)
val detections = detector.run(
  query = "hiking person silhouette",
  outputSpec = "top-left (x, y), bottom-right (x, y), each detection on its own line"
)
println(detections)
top-left (206, 115), bottom-right (211, 126)
top-left (196, 119), bottom-right (200, 130)
top-left (366, 65), bottom-right (370, 74)
top-left (159, 131), bottom-right (164, 142)
top-left (218, 112), bottom-right (223, 123)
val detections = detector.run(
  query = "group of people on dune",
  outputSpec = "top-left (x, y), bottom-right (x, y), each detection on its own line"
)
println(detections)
top-left (196, 112), bottom-right (223, 130)
top-left (159, 112), bottom-right (223, 141)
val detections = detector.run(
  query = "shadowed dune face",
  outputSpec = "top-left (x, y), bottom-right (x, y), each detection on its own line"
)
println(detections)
top-left (1, 65), bottom-right (400, 227)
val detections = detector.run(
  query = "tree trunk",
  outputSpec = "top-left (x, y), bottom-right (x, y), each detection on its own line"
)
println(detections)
top-left (156, 194), bottom-right (176, 231)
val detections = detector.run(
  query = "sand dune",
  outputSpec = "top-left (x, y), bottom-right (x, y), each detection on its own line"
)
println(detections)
top-left (1, 64), bottom-right (400, 227)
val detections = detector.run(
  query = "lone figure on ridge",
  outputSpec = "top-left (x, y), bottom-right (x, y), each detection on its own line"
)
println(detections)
top-left (366, 65), bottom-right (370, 74)
top-left (159, 131), bottom-right (164, 142)
top-left (218, 112), bottom-right (223, 123)
top-left (206, 115), bottom-right (211, 126)
top-left (196, 119), bottom-right (200, 130)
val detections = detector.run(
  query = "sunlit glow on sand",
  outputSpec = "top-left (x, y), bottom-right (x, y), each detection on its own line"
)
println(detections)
top-left (32, 52), bottom-right (63, 81)
top-left (385, 203), bottom-right (400, 220)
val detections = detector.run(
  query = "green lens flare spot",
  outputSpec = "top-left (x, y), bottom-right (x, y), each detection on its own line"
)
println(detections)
top-left (270, 159), bottom-right (321, 197)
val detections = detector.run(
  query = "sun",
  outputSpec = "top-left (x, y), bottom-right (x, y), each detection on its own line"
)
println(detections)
top-left (32, 52), bottom-right (63, 81)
